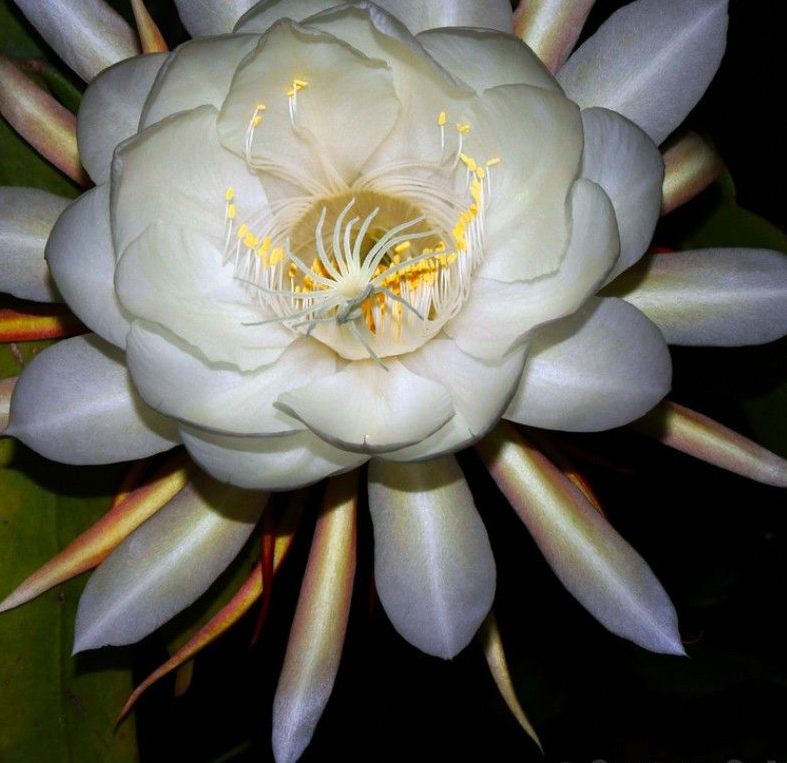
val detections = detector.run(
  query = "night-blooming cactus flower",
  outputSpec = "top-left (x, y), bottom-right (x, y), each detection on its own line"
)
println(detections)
top-left (1, 0), bottom-right (786, 761)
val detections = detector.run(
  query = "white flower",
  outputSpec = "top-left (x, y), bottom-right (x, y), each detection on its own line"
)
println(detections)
top-left (1, 1), bottom-right (786, 761)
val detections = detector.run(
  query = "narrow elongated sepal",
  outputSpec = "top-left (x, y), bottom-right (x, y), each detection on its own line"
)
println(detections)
top-left (0, 54), bottom-right (86, 184)
top-left (0, 187), bottom-right (69, 302)
top-left (118, 494), bottom-right (303, 721)
top-left (272, 473), bottom-right (357, 763)
top-left (633, 401), bottom-right (787, 487)
top-left (131, 0), bottom-right (168, 53)
top-left (514, 0), bottom-right (595, 72)
top-left (0, 304), bottom-right (84, 341)
top-left (479, 612), bottom-right (542, 750)
top-left (611, 249), bottom-right (787, 346)
top-left (74, 474), bottom-right (268, 651)
top-left (0, 376), bottom-right (16, 433)
top-left (0, 453), bottom-right (191, 613)
top-left (477, 423), bottom-right (685, 655)
top-left (661, 131), bottom-right (724, 214)
top-left (368, 457), bottom-right (496, 659)
top-left (12, 0), bottom-right (140, 80)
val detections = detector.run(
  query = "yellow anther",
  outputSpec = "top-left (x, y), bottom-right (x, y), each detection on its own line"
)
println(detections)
top-left (288, 262), bottom-right (298, 279)
top-left (270, 248), bottom-right (285, 266)
top-left (237, 223), bottom-right (249, 239)
top-left (227, 204), bottom-right (237, 220)
top-left (435, 241), bottom-right (446, 252)
top-left (225, 187), bottom-right (235, 202)
top-left (475, 167), bottom-right (486, 179)
top-left (459, 153), bottom-right (477, 172)
top-left (256, 103), bottom-right (267, 111)
top-left (486, 157), bottom-right (501, 166)
top-left (287, 78), bottom-right (309, 97)
top-left (251, 115), bottom-right (262, 128)
top-left (456, 122), bottom-right (471, 134)
top-left (260, 236), bottom-right (272, 253)
top-left (394, 241), bottom-right (411, 254)
top-left (437, 111), bottom-right (447, 126)
top-left (243, 232), bottom-right (258, 249)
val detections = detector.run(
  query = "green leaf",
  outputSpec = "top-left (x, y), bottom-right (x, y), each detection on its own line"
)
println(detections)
top-left (0, 343), bottom-right (138, 763)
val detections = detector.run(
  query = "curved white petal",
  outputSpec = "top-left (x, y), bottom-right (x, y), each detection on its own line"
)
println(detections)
top-left (126, 321), bottom-right (337, 436)
top-left (180, 426), bottom-right (367, 491)
top-left (505, 297), bottom-right (671, 432)
top-left (277, 358), bottom-right (453, 453)
top-left (112, 105), bottom-right (268, 257)
top-left (479, 425), bottom-right (684, 655)
top-left (174, 0), bottom-right (258, 36)
top-left (0, 187), bottom-right (68, 302)
top-left (218, 21), bottom-right (399, 190)
top-left (448, 178), bottom-right (618, 359)
top-left (235, 0), bottom-right (514, 35)
top-left (6, 334), bottom-right (179, 464)
top-left (115, 222), bottom-right (294, 370)
top-left (140, 35), bottom-right (259, 130)
top-left (77, 53), bottom-right (167, 184)
top-left (368, 457), bottom-right (496, 659)
top-left (417, 28), bottom-right (560, 94)
top-left (383, 336), bottom-right (527, 460)
top-left (580, 107), bottom-right (663, 280)
top-left (46, 185), bottom-right (131, 348)
top-left (374, 0), bottom-right (514, 35)
top-left (74, 474), bottom-right (266, 651)
top-left (612, 249), bottom-right (787, 346)
top-left (470, 84), bottom-right (583, 283)
top-left (557, 0), bottom-right (728, 145)
top-left (12, 0), bottom-right (140, 80)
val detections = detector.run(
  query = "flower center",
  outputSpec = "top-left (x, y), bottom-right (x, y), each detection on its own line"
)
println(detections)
top-left (222, 80), bottom-right (498, 362)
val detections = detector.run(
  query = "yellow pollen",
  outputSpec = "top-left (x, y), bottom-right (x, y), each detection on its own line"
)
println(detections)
top-left (437, 111), bottom-right (447, 126)
top-left (393, 241), bottom-right (411, 254)
top-left (243, 232), bottom-right (258, 248)
top-left (456, 122), bottom-right (471, 135)
top-left (251, 115), bottom-right (262, 128)
top-left (287, 78), bottom-right (309, 97)
top-left (225, 187), bottom-right (235, 202)
top-left (227, 204), bottom-right (237, 220)
top-left (237, 223), bottom-right (249, 239)
top-left (269, 248), bottom-right (285, 266)
top-left (486, 157), bottom-right (501, 167)
top-left (459, 153), bottom-right (477, 172)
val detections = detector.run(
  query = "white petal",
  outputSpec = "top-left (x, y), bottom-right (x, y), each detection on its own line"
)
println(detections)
top-left (112, 105), bottom-right (267, 257)
top-left (115, 222), bottom-right (294, 370)
top-left (217, 21), bottom-right (399, 189)
top-left (277, 358), bottom-right (453, 453)
top-left (367, 457), bottom-right (496, 658)
top-left (74, 474), bottom-right (266, 651)
top-left (12, 0), bottom-right (139, 81)
top-left (373, 0), bottom-right (514, 35)
top-left (479, 426), bottom-right (684, 655)
top-left (0, 187), bottom-right (68, 302)
top-left (6, 334), bottom-right (179, 464)
top-left (505, 297), bottom-right (671, 431)
top-left (580, 107), bottom-right (663, 280)
top-left (174, 0), bottom-right (258, 36)
top-left (557, 0), bottom-right (728, 145)
top-left (612, 249), bottom-right (787, 346)
top-left (180, 426), bottom-right (367, 491)
top-left (448, 178), bottom-right (618, 359)
top-left (126, 321), bottom-right (337, 436)
top-left (385, 336), bottom-right (527, 460)
top-left (45, 185), bottom-right (131, 348)
top-left (235, 0), bottom-right (514, 35)
top-left (77, 53), bottom-right (167, 184)
top-left (417, 27), bottom-right (560, 93)
top-left (140, 35), bottom-right (259, 130)
top-left (470, 84), bottom-right (583, 283)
